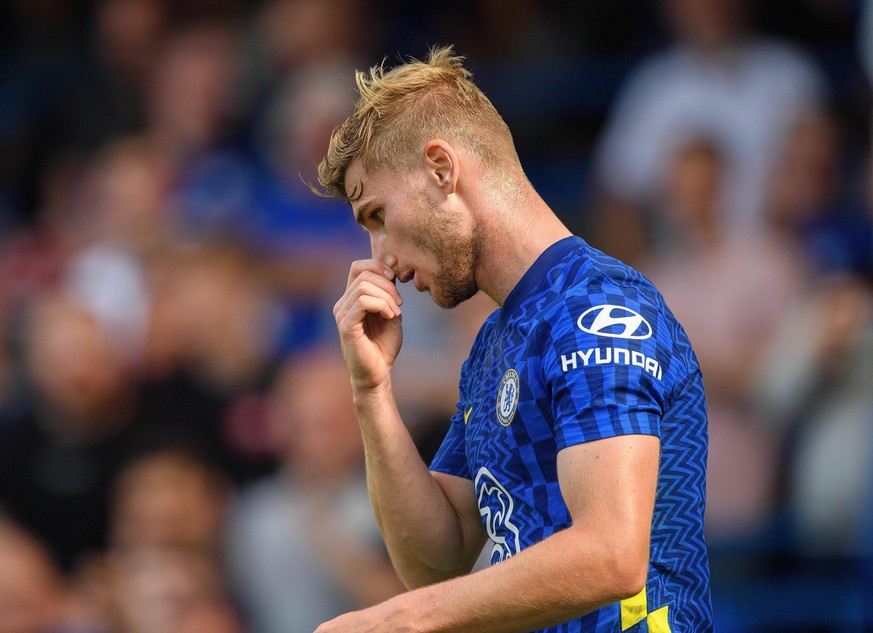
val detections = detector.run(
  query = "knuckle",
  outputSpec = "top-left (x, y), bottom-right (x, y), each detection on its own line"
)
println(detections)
top-left (339, 312), bottom-right (355, 332)
top-left (354, 296), bottom-right (370, 311)
top-left (350, 259), bottom-right (374, 274)
top-left (360, 270), bottom-right (383, 286)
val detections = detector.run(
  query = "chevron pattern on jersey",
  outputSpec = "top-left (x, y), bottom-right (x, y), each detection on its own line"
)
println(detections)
top-left (431, 237), bottom-right (712, 632)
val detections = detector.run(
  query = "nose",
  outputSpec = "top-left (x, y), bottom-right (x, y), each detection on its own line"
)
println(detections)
top-left (369, 231), bottom-right (395, 269)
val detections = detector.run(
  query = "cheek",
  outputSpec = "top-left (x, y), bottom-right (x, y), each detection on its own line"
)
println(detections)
top-left (379, 220), bottom-right (419, 259)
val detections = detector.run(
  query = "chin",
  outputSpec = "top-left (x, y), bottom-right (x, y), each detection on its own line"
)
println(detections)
top-left (430, 282), bottom-right (478, 310)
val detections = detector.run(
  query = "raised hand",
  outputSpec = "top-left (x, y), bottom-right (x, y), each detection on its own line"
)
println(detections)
top-left (333, 259), bottom-right (405, 392)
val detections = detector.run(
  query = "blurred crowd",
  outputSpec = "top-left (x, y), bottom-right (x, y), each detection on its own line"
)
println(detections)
top-left (0, 0), bottom-right (871, 631)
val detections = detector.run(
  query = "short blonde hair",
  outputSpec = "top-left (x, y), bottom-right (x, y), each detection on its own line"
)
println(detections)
top-left (316, 45), bottom-right (516, 201)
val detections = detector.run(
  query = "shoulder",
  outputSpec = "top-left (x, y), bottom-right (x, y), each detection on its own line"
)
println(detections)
top-left (533, 243), bottom-right (699, 385)
top-left (538, 242), bottom-right (663, 331)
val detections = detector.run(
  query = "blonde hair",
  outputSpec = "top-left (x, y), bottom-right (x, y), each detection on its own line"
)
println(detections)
top-left (316, 45), bottom-right (516, 201)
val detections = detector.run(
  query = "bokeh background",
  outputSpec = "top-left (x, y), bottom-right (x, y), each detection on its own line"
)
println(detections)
top-left (0, 0), bottom-right (871, 631)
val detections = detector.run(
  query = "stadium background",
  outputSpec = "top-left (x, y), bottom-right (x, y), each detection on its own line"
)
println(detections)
top-left (0, 0), bottom-right (871, 631)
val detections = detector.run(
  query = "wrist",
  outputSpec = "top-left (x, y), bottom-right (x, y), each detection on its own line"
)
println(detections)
top-left (378, 590), bottom-right (436, 633)
top-left (351, 378), bottom-right (395, 409)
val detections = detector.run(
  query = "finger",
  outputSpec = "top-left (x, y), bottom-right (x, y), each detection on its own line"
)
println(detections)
top-left (347, 259), bottom-right (395, 288)
top-left (349, 270), bottom-right (403, 306)
top-left (340, 294), bottom-right (398, 330)
top-left (335, 278), bottom-right (402, 322)
top-left (335, 281), bottom-right (402, 324)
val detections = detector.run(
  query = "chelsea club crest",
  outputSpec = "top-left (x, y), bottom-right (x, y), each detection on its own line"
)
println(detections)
top-left (496, 368), bottom-right (520, 427)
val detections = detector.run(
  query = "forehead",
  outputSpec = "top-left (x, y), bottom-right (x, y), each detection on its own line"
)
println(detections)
top-left (344, 157), bottom-right (410, 204)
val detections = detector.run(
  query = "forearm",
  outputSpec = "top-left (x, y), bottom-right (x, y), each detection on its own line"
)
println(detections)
top-left (354, 382), bottom-right (477, 587)
top-left (315, 437), bottom-right (658, 633)
top-left (382, 524), bottom-right (646, 633)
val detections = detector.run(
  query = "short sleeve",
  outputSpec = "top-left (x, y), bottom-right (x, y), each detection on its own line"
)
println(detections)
top-left (429, 358), bottom-right (472, 479)
top-left (540, 294), bottom-right (671, 451)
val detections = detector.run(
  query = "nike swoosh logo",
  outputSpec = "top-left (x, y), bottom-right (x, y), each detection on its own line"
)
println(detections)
top-left (464, 406), bottom-right (473, 425)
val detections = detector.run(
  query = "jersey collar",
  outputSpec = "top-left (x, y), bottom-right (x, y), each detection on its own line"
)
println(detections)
top-left (498, 235), bottom-right (585, 329)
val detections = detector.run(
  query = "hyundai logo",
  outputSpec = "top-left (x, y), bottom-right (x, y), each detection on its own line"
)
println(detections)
top-left (577, 304), bottom-right (652, 340)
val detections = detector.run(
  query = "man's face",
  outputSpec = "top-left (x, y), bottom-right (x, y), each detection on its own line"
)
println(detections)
top-left (344, 157), bottom-right (479, 309)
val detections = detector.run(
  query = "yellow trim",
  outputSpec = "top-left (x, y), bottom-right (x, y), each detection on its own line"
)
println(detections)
top-left (647, 605), bottom-right (671, 632)
top-left (620, 586), bottom-right (647, 630)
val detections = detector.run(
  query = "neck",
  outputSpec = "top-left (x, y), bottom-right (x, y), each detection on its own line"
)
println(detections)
top-left (473, 187), bottom-right (572, 306)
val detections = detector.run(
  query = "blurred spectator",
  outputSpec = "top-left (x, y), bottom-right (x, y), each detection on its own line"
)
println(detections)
top-left (594, 0), bottom-right (825, 263)
top-left (143, 244), bottom-right (279, 390)
top-left (225, 347), bottom-right (404, 633)
top-left (752, 275), bottom-right (873, 558)
top-left (52, 137), bottom-right (166, 369)
top-left (146, 20), bottom-right (242, 168)
top-left (93, 449), bottom-right (240, 633)
top-left (174, 59), bottom-right (366, 262)
top-left (170, 61), bottom-right (368, 359)
top-left (640, 136), bottom-right (807, 538)
top-left (743, 107), bottom-right (873, 558)
top-left (0, 292), bottom-right (141, 570)
top-left (110, 448), bottom-right (230, 555)
top-left (768, 111), bottom-right (873, 278)
top-left (248, 0), bottom-right (370, 89)
top-left (138, 244), bottom-right (284, 482)
top-left (250, 63), bottom-right (365, 256)
top-left (130, 18), bottom-right (249, 262)
top-left (55, 449), bottom-right (236, 633)
top-left (59, 0), bottom-right (166, 153)
top-left (0, 519), bottom-right (69, 633)
top-left (0, 0), bottom-right (83, 223)
top-left (108, 545), bottom-right (241, 633)
top-left (74, 136), bottom-right (172, 255)
top-left (63, 243), bottom-right (150, 368)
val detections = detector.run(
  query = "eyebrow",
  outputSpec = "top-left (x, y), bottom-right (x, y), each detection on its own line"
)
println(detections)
top-left (347, 181), bottom-right (369, 226)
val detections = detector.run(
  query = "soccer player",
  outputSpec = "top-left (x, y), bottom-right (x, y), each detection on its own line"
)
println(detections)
top-left (316, 46), bottom-right (712, 633)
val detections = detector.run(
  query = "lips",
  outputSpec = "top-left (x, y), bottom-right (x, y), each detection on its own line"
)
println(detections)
top-left (397, 269), bottom-right (414, 284)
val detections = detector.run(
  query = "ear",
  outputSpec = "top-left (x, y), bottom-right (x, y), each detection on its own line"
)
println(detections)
top-left (423, 139), bottom-right (459, 195)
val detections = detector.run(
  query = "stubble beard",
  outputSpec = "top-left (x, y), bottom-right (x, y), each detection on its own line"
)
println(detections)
top-left (413, 191), bottom-right (480, 309)
top-left (430, 230), bottom-right (479, 309)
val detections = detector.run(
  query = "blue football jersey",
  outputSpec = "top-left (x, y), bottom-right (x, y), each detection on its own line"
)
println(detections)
top-left (430, 236), bottom-right (713, 632)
